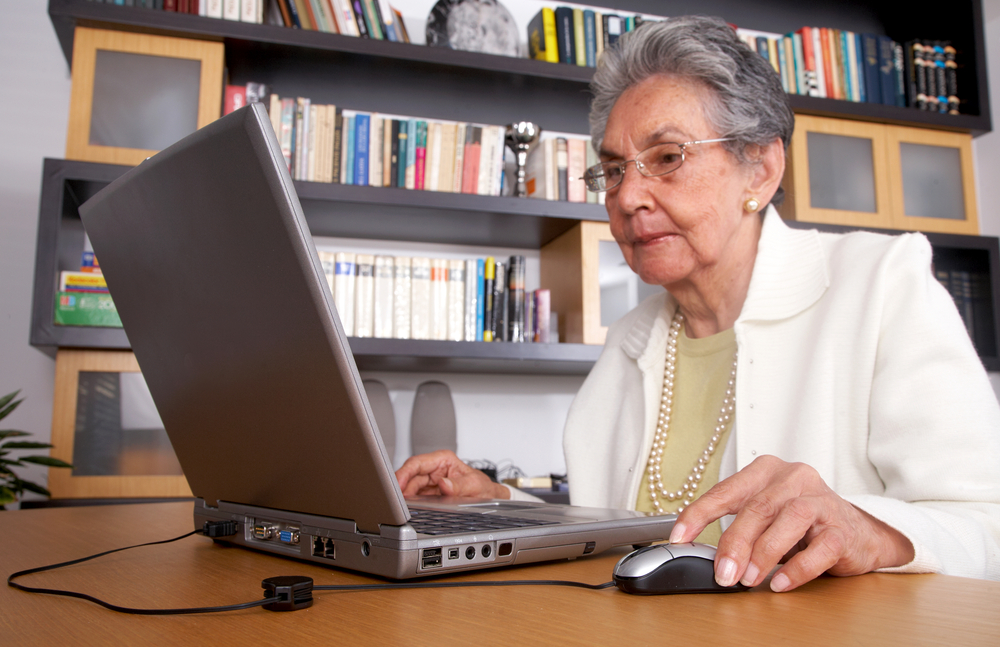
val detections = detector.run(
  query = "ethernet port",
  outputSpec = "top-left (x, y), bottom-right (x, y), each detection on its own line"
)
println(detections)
top-left (312, 536), bottom-right (325, 557)
top-left (323, 538), bottom-right (335, 559)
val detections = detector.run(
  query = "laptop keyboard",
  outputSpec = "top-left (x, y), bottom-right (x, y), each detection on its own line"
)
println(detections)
top-left (408, 508), bottom-right (559, 536)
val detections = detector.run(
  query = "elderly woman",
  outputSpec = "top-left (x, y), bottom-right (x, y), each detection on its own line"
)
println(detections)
top-left (396, 15), bottom-right (1000, 591)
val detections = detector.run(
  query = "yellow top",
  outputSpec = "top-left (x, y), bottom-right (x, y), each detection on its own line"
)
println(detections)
top-left (635, 326), bottom-right (737, 547)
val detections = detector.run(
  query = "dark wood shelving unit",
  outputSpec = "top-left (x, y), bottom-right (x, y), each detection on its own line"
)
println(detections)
top-left (48, 0), bottom-right (991, 135)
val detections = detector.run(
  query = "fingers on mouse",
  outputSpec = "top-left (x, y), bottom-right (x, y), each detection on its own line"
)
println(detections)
top-left (612, 543), bottom-right (751, 595)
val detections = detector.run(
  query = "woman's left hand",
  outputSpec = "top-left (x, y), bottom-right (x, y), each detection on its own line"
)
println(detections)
top-left (668, 455), bottom-right (915, 592)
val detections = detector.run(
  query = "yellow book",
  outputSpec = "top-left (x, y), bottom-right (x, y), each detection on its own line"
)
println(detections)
top-left (573, 9), bottom-right (586, 67)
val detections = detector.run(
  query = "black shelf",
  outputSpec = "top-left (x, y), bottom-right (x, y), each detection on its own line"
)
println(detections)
top-left (30, 158), bottom-right (604, 375)
top-left (48, 0), bottom-right (991, 134)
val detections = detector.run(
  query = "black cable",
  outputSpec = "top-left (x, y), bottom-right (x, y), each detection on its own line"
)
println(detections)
top-left (7, 529), bottom-right (282, 615)
top-left (8, 527), bottom-right (616, 615)
top-left (316, 579), bottom-right (615, 592)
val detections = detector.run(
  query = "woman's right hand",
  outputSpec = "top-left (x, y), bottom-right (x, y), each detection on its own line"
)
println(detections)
top-left (395, 450), bottom-right (510, 499)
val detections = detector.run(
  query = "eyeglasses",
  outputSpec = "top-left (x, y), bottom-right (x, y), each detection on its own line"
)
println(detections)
top-left (582, 138), bottom-right (735, 192)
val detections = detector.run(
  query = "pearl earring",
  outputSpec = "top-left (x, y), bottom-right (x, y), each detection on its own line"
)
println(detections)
top-left (744, 198), bottom-right (760, 212)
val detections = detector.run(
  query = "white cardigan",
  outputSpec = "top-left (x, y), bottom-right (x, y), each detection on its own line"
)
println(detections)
top-left (557, 208), bottom-right (1000, 579)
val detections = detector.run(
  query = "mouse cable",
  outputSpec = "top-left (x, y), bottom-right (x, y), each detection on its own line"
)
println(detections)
top-left (7, 523), bottom-right (615, 615)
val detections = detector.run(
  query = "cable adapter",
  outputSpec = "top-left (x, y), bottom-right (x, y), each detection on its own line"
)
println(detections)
top-left (262, 576), bottom-right (314, 611)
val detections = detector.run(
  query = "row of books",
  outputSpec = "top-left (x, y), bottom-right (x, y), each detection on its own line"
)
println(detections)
top-left (90, 0), bottom-right (411, 41)
top-left (224, 87), bottom-right (600, 202)
top-left (935, 268), bottom-right (996, 357)
top-left (739, 26), bottom-right (962, 114)
top-left (53, 252), bottom-right (122, 328)
top-left (320, 252), bottom-right (554, 343)
top-left (527, 6), bottom-right (655, 67)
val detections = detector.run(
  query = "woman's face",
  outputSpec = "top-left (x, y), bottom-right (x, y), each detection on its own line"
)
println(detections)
top-left (601, 74), bottom-right (757, 289)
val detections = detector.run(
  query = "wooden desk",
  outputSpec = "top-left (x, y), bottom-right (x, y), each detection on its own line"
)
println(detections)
top-left (3, 502), bottom-right (998, 645)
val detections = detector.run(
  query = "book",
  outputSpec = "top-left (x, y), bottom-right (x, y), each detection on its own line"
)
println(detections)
top-left (527, 7), bottom-right (559, 64)
top-left (354, 112), bottom-right (370, 185)
top-left (556, 138), bottom-right (568, 202)
top-left (373, 255), bottom-right (394, 338)
top-left (54, 292), bottom-right (122, 328)
top-left (482, 256), bottom-right (495, 342)
top-left (437, 122), bottom-right (457, 193)
top-left (554, 7), bottom-right (575, 64)
top-left (475, 258), bottom-right (485, 341)
top-left (334, 252), bottom-right (356, 335)
top-left (351, 0), bottom-right (369, 37)
top-left (426, 121), bottom-right (441, 191)
top-left (206, 0), bottom-right (223, 19)
top-left (59, 271), bottom-right (108, 293)
top-left (354, 254), bottom-right (375, 338)
top-left (343, 112), bottom-right (356, 185)
top-left (446, 259), bottom-right (465, 342)
top-left (534, 289), bottom-right (551, 343)
top-left (223, 85), bottom-right (247, 115)
top-left (393, 256), bottom-right (411, 339)
top-left (415, 120), bottom-right (428, 190)
top-left (369, 114), bottom-right (383, 188)
top-left (877, 35), bottom-right (897, 107)
top-left (603, 14), bottom-right (622, 49)
top-left (452, 123), bottom-right (467, 194)
top-left (223, 0), bottom-right (240, 21)
top-left (462, 126), bottom-right (481, 194)
top-left (476, 125), bottom-right (496, 196)
top-left (430, 258), bottom-right (449, 340)
top-left (863, 34), bottom-right (882, 104)
top-left (573, 8), bottom-right (586, 67)
top-left (395, 118), bottom-right (407, 188)
top-left (410, 257), bottom-right (431, 340)
top-left (332, 108), bottom-right (343, 183)
top-left (405, 119), bottom-right (417, 189)
top-left (464, 258), bottom-right (479, 341)
top-left (583, 10), bottom-right (597, 67)
top-left (945, 43), bottom-right (960, 115)
top-left (506, 255), bottom-right (525, 343)
top-left (524, 291), bottom-right (535, 343)
top-left (492, 260), bottom-right (508, 342)
top-left (307, 104), bottom-right (318, 181)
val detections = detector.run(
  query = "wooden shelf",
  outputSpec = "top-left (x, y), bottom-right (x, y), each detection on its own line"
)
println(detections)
top-left (30, 158), bottom-right (604, 375)
top-left (48, 0), bottom-right (991, 134)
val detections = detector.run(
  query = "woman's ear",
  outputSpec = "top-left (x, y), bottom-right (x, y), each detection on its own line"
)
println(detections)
top-left (746, 139), bottom-right (786, 206)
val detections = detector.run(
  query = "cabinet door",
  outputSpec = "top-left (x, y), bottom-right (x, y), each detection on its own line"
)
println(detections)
top-left (886, 126), bottom-right (978, 234)
top-left (782, 115), bottom-right (894, 228)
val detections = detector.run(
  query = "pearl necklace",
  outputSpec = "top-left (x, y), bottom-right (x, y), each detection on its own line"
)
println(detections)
top-left (646, 310), bottom-right (737, 514)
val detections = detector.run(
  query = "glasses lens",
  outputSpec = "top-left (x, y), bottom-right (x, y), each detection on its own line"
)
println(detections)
top-left (637, 143), bottom-right (685, 177)
top-left (584, 163), bottom-right (620, 192)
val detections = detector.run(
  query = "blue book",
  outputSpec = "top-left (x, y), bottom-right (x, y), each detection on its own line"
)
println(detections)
top-left (583, 10), bottom-right (596, 67)
top-left (344, 115), bottom-right (355, 186)
top-left (476, 258), bottom-right (485, 341)
top-left (777, 36), bottom-right (789, 93)
top-left (855, 32), bottom-right (866, 103)
top-left (405, 119), bottom-right (417, 188)
top-left (554, 7), bottom-right (575, 64)
top-left (862, 34), bottom-right (881, 104)
top-left (396, 119), bottom-right (408, 188)
top-left (840, 31), bottom-right (853, 102)
top-left (877, 36), bottom-right (897, 107)
top-left (354, 113), bottom-right (370, 186)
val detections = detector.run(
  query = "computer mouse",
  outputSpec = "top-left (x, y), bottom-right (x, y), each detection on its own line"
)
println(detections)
top-left (612, 542), bottom-right (751, 595)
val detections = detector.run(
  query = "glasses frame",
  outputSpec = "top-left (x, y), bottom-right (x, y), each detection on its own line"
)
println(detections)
top-left (583, 137), bottom-right (736, 192)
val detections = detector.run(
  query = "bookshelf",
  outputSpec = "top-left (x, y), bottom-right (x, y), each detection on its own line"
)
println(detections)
top-left (36, 0), bottom-right (998, 373)
top-left (48, 0), bottom-right (990, 134)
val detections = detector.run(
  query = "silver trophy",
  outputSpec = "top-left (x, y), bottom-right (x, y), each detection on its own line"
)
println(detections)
top-left (504, 122), bottom-right (541, 197)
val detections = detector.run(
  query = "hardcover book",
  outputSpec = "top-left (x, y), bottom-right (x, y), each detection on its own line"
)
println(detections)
top-left (393, 256), bottom-right (412, 339)
top-left (447, 259), bottom-right (466, 342)
top-left (373, 255), bottom-right (394, 338)
top-left (354, 253), bottom-right (376, 338)
top-left (483, 256), bottom-right (495, 342)
top-left (554, 7), bottom-right (575, 64)
top-left (527, 7), bottom-right (559, 63)
top-left (430, 258), bottom-right (449, 341)
top-left (334, 252), bottom-right (356, 335)
top-left (410, 257), bottom-right (431, 340)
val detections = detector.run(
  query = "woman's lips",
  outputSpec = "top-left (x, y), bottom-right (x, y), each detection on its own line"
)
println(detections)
top-left (633, 232), bottom-right (679, 246)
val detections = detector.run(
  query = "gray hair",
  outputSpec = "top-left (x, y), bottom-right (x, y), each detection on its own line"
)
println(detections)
top-left (590, 15), bottom-right (794, 170)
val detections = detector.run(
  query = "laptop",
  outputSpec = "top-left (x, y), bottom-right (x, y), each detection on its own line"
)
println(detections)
top-left (78, 103), bottom-right (676, 579)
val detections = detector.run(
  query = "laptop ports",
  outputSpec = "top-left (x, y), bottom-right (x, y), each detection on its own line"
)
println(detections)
top-left (278, 529), bottom-right (300, 545)
top-left (421, 548), bottom-right (443, 569)
top-left (253, 523), bottom-right (278, 540)
top-left (312, 536), bottom-right (335, 559)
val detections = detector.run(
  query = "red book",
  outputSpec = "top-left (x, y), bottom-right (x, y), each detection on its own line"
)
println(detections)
top-left (223, 85), bottom-right (247, 115)
top-left (189, 0), bottom-right (200, 13)
top-left (799, 27), bottom-right (815, 77)
top-left (178, 0), bottom-right (190, 13)
top-left (461, 126), bottom-right (481, 194)
top-left (164, 0), bottom-right (177, 10)
top-left (821, 28), bottom-right (836, 99)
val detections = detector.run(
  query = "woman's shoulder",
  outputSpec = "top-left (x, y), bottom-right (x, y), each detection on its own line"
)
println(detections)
top-left (603, 290), bottom-right (671, 351)
top-left (816, 226), bottom-right (933, 273)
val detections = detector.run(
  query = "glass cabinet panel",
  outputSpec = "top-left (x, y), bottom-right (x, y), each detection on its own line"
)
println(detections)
top-left (807, 132), bottom-right (878, 213)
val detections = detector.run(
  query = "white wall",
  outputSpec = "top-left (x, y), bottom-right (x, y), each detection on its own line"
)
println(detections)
top-left (3, 0), bottom-right (1000, 504)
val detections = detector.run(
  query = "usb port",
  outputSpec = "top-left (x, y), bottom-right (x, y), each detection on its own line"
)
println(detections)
top-left (421, 547), bottom-right (442, 569)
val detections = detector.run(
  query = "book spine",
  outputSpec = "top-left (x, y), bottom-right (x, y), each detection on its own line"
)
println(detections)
top-left (583, 10), bottom-right (596, 67)
top-left (392, 256), bottom-right (411, 339)
top-left (285, 0), bottom-right (303, 29)
top-left (373, 255), bottom-right (394, 338)
top-left (223, 85), bottom-right (247, 115)
top-left (493, 261), bottom-right (508, 342)
top-left (427, 122), bottom-right (442, 192)
top-left (604, 14), bottom-right (622, 49)
top-left (507, 255), bottom-right (525, 343)
top-left (206, 0), bottom-right (222, 19)
top-left (573, 9), bottom-right (586, 66)
top-left (430, 258), bottom-right (449, 341)
top-left (368, 114), bottom-right (382, 188)
top-left (878, 36), bottom-right (896, 107)
top-left (555, 7), bottom-right (575, 64)
top-left (931, 42), bottom-right (947, 112)
top-left (476, 125), bottom-right (494, 196)
top-left (475, 258), bottom-right (485, 341)
top-left (567, 138), bottom-right (586, 203)
top-left (812, 27), bottom-right (827, 98)
top-left (242, 0), bottom-right (260, 23)
top-left (307, 104), bottom-right (319, 181)
top-left (354, 254), bottom-right (375, 338)
top-left (945, 43), bottom-right (959, 114)
top-left (447, 259), bottom-right (466, 342)
top-left (351, 0), bottom-right (369, 37)
top-left (396, 119), bottom-right (407, 188)
top-left (343, 113), bottom-right (355, 185)
top-left (382, 118), bottom-right (394, 187)
top-left (223, 0), bottom-right (239, 20)
top-left (556, 138), bottom-right (568, 202)
top-left (415, 120), bottom-right (428, 190)
top-left (317, 251), bottom-right (336, 295)
top-left (524, 291), bottom-right (535, 344)
top-left (410, 257), bottom-right (431, 340)
top-left (331, 108), bottom-right (342, 183)
top-left (334, 252), bottom-right (356, 335)
top-left (482, 257), bottom-right (495, 342)
top-left (534, 288), bottom-right (551, 343)
top-left (354, 113), bottom-right (370, 186)
top-left (464, 258), bottom-right (478, 341)
top-left (863, 34), bottom-right (882, 104)
top-left (528, 9), bottom-right (547, 61)
top-left (405, 119), bottom-right (417, 190)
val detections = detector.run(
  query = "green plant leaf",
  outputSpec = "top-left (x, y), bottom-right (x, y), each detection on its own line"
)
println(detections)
top-left (0, 390), bottom-right (21, 413)
top-left (0, 430), bottom-right (30, 440)
top-left (1, 458), bottom-right (24, 467)
top-left (17, 480), bottom-right (52, 497)
top-left (0, 395), bottom-right (24, 421)
top-left (2, 441), bottom-right (54, 450)
top-left (0, 486), bottom-right (16, 506)
top-left (20, 456), bottom-right (73, 468)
